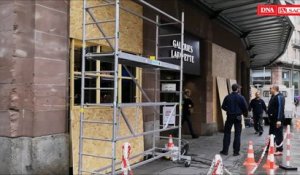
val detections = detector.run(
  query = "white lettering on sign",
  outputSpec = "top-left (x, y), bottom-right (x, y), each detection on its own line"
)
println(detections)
top-left (261, 7), bottom-right (275, 13)
top-left (170, 40), bottom-right (195, 63)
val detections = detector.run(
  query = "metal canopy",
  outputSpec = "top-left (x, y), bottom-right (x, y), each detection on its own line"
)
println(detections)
top-left (195, 0), bottom-right (294, 68)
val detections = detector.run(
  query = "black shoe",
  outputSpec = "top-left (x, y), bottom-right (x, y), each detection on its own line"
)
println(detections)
top-left (233, 153), bottom-right (240, 156)
top-left (220, 151), bottom-right (228, 156)
top-left (259, 132), bottom-right (263, 136)
top-left (192, 135), bottom-right (199, 139)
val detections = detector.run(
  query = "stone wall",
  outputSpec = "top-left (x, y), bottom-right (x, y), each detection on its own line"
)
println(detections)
top-left (0, 0), bottom-right (69, 174)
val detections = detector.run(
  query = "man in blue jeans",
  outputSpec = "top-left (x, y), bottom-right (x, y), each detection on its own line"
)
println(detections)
top-left (220, 84), bottom-right (248, 156)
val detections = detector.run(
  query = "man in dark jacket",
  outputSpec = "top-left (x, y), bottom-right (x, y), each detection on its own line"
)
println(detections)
top-left (220, 84), bottom-right (248, 156)
top-left (249, 91), bottom-right (267, 136)
top-left (182, 89), bottom-right (198, 138)
top-left (268, 85), bottom-right (285, 155)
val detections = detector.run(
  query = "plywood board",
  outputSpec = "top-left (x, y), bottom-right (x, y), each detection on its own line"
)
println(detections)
top-left (70, 0), bottom-right (143, 54)
top-left (71, 107), bottom-right (144, 174)
top-left (227, 79), bottom-right (237, 93)
top-left (217, 77), bottom-right (245, 131)
top-left (217, 77), bottom-right (229, 127)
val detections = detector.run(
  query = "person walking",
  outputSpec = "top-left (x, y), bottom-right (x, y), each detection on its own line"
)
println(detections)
top-left (182, 89), bottom-right (198, 139)
top-left (267, 85), bottom-right (285, 155)
top-left (220, 84), bottom-right (248, 156)
top-left (249, 91), bottom-right (267, 136)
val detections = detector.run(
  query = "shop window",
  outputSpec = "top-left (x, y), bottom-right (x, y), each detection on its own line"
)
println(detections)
top-left (70, 39), bottom-right (141, 106)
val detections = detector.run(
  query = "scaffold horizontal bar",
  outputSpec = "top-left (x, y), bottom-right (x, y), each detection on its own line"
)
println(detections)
top-left (86, 3), bottom-right (115, 9)
top-left (84, 87), bottom-right (114, 90)
top-left (86, 36), bottom-right (115, 41)
top-left (158, 45), bottom-right (174, 48)
top-left (86, 19), bottom-right (115, 25)
top-left (82, 153), bottom-right (113, 160)
top-left (85, 103), bottom-right (114, 107)
top-left (82, 120), bottom-right (113, 125)
top-left (118, 102), bottom-right (178, 107)
top-left (116, 126), bottom-right (179, 141)
top-left (159, 33), bottom-right (181, 37)
top-left (82, 136), bottom-right (112, 142)
top-left (86, 53), bottom-right (115, 57)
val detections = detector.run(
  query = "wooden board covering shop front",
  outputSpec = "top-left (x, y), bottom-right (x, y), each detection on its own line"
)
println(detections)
top-left (217, 77), bottom-right (229, 128)
top-left (217, 77), bottom-right (246, 131)
top-left (71, 107), bottom-right (144, 174)
top-left (69, 0), bottom-right (143, 54)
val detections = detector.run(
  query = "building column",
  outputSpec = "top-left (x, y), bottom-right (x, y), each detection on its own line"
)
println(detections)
top-left (199, 40), bottom-right (218, 135)
top-left (272, 66), bottom-right (283, 85)
top-left (0, 1), bottom-right (69, 174)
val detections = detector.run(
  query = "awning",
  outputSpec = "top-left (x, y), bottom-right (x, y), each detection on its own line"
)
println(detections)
top-left (194, 0), bottom-right (294, 68)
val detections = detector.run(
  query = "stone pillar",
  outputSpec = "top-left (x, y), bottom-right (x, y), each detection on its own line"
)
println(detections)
top-left (199, 40), bottom-right (218, 135)
top-left (0, 0), bottom-right (69, 174)
top-left (272, 66), bottom-right (282, 85)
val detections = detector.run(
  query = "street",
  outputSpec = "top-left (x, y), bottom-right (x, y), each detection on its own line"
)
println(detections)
top-left (135, 120), bottom-right (300, 175)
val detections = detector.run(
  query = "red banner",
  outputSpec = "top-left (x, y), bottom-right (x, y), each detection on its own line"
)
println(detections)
top-left (257, 4), bottom-right (300, 16)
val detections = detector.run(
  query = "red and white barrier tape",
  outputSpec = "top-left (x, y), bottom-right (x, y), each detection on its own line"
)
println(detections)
top-left (122, 142), bottom-right (133, 175)
top-left (207, 154), bottom-right (232, 175)
top-left (275, 131), bottom-right (288, 148)
top-left (250, 136), bottom-right (270, 174)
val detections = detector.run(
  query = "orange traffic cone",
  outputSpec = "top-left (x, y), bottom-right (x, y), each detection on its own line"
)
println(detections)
top-left (263, 135), bottom-right (278, 170)
top-left (244, 141), bottom-right (257, 166)
top-left (167, 134), bottom-right (174, 149)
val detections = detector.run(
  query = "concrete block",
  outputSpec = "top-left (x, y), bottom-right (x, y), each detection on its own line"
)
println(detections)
top-left (0, 134), bottom-right (69, 174)
top-left (33, 58), bottom-right (67, 85)
top-left (32, 134), bottom-right (69, 175)
top-left (34, 31), bottom-right (68, 60)
top-left (33, 110), bottom-right (67, 136)
top-left (10, 137), bottom-right (33, 174)
top-left (0, 137), bottom-right (11, 174)
top-left (36, 0), bottom-right (69, 13)
top-left (35, 4), bottom-right (68, 37)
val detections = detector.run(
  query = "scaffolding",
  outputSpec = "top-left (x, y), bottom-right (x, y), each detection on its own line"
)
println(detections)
top-left (78, 0), bottom-right (185, 174)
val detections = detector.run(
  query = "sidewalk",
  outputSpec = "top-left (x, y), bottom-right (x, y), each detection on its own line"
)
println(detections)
top-left (134, 122), bottom-right (300, 175)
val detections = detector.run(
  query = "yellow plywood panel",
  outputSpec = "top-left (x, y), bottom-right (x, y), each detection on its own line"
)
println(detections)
top-left (217, 77), bottom-right (229, 127)
top-left (71, 107), bottom-right (144, 174)
top-left (70, 0), bottom-right (143, 54)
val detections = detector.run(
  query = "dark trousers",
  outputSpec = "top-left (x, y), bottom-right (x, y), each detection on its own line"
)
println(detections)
top-left (222, 116), bottom-right (242, 154)
top-left (253, 113), bottom-right (264, 133)
top-left (269, 121), bottom-right (283, 152)
top-left (182, 114), bottom-right (195, 136)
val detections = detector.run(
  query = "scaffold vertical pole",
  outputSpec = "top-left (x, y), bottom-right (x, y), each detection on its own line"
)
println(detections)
top-left (78, 0), bottom-right (87, 174)
top-left (178, 12), bottom-right (184, 160)
top-left (112, 0), bottom-right (120, 174)
top-left (153, 15), bottom-right (159, 156)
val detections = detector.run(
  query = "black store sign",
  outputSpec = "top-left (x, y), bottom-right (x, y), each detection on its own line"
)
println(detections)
top-left (159, 28), bottom-right (200, 75)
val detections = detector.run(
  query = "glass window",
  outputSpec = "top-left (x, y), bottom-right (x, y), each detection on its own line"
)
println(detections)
top-left (282, 69), bottom-right (290, 88)
top-left (251, 69), bottom-right (271, 86)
